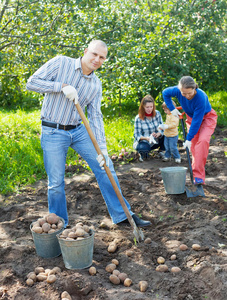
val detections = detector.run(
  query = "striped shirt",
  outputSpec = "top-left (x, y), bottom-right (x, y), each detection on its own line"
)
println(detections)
top-left (134, 111), bottom-right (163, 142)
top-left (26, 55), bottom-right (107, 149)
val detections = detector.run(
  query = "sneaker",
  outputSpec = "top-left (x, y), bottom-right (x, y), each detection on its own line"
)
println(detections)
top-left (162, 156), bottom-right (170, 162)
top-left (138, 154), bottom-right (143, 162)
top-left (158, 151), bottom-right (165, 158)
top-left (194, 177), bottom-right (204, 185)
top-left (175, 158), bottom-right (181, 163)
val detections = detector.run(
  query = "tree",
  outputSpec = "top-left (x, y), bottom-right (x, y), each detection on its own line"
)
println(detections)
top-left (0, 0), bottom-right (226, 109)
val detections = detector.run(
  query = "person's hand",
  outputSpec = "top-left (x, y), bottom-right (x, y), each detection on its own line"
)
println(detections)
top-left (96, 149), bottom-right (110, 169)
top-left (62, 85), bottom-right (78, 104)
top-left (171, 108), bottom-right (181, 118)
top-left (183, 140), bottom-right (192, 152)
top-left (158, 124), bottom-right (169, 130)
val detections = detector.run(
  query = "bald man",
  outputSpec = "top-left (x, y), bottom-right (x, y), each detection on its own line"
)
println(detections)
top-left (27, 40), bottom-right (151, 228)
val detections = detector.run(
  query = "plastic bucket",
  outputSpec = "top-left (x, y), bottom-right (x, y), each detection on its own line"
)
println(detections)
top-left (57, 230), bottom-right (94, 270)
top-left (30, 218), bottom-right (65, 258)
top-left (160, 167), bottom-right (188, 194)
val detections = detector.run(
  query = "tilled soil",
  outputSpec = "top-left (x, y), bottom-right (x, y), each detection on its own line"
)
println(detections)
top-left (0, 127), bottom-right (226, 300)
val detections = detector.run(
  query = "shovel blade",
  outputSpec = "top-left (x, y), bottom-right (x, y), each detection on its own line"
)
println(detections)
top-left (185, 185), bottom-right (205, 198)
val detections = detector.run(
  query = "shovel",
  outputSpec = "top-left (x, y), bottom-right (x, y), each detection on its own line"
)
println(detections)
top-left (177, 107), bottom-right (205, 198)
top-left (74, 101), bottom-right (144, 242)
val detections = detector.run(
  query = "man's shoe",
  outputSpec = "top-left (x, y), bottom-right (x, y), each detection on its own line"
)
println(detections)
top-left (132, 214), bottom-right (151, 227)
top-left (117, 214), bottom-right (151, 227)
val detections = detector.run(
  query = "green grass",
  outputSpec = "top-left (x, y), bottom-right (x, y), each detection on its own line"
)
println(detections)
top-left (0, 109), bottom-right (136, 195)
top-left (0, 90), bottom-right (226, 195)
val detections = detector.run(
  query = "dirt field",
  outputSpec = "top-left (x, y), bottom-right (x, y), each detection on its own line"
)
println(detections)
top-left (0, 127), bottom-right (226, 300)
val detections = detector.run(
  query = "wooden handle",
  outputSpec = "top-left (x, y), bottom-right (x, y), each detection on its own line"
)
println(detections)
top-left (75, 103), bottom-right (134, 224)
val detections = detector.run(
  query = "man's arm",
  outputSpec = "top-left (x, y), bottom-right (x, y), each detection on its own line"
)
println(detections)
top-left (26, 56), bottom-right (63, 94)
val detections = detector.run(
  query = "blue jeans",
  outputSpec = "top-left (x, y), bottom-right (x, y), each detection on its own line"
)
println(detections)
top-left (41, 123), bottom-right (133, 226)
top-left (164, 135), bottom-right (180, 159)
top-left (136, 136), bottom-right (165, 158)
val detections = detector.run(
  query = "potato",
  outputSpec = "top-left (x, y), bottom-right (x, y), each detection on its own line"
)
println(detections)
top-left (62, 229), bottom-right (71, 237)
top-left (83, 225), bottom-right (90, 233)
top-left (48, 267), bottom-right (61, 275)
top-left (38, 218), bottom-right (46, 226)
top-left (105, 263), bottom-right (116, 273)
top-left (118, 272), bottom-right (128, 283)
top-left (68, 232), bottom-right (77, 239)
top-left (192, 244), bottom-right (201, 251)
top-left (75, 222), bottom-right (84, 228)
top-left (112, 259), bottom-right (119, 266)
top-left (126, 250), bottom-right (133, 257)
top-left (144, 237), bottom-right (152, 244)
top-left (57, 221), bottom-right (64, 229)
top-left (45, 269), bottom-right (51, 275)
top-left (112, 269), bottom-right (120, 276)
top-left (89, 266), bottom-right (96, 275)
top-left (52, 224), bottom-right (57, 229)
top-left (109, 274), bottom-right (120, 285)
top-left (42, 222), bottom-right (51, 233)
top-left (157, 256), bottom-right (165, 264)
top-left (46, 213), bottom-right (59, 224)
top-left (47, 274), bottom-right (56, 284)
top-left (48, 229), bottom-right (56, 234)
top-left (156, 264), bottom-right (168, 272)
top-left (61, 291), bottom-right (72, 300)
top-left (32, 226), bottom-right (43, 234)
top-left (35, 267), bottom-right (45, 274)
top-left (108, 242), bottom-right (117, 253)
top-left (75, 228), bottom-right (86, 237)
top-left (171, 267), bottom-right (181, 273)
top-left (27, 272), bottom-right (36, 281)
top-left (139, 281), bottom-right (148, 292)
top-left (179, 244), bottom-right (188, 251)
top-left (171, 254), bottom-right (177, 260)
top-left (36, 274), bottom-right (47, 281)
top-left (124, 278), bottom-right (132, 287)
top-left (26, 278), bottom-right (34, 286)
top-left (66, 237), bottom-right (75, 241)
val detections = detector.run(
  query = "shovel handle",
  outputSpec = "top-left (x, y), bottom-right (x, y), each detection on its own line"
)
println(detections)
top-left (74, 102), bottom-right (136, 227)
top-left (177, 107), bottom-right (194, 184)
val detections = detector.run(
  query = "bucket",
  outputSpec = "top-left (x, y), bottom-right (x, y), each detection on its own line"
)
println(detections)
top-left (160, 167), bottom-right (188, 194)
top-left (57, 230), bottom-right (94, 270)
top-left (30, 218), bottom-right (65, 258)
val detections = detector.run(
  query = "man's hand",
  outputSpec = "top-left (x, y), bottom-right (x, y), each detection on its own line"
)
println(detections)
top-left (62, 85), bottom-right (78, 104)
top-left (171, 108), bottom-right (182, 118)
top-left (96, 149), bottom-right (110, 169)
top-left (158, 124), bottom-right (169, 130)
top-left (183, 140), bottom-right (192, 152)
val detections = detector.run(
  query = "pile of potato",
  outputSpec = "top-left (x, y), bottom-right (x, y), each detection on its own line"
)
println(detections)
top-left (104, 259), bottom-right (133, 287)
top-left (26, 266), bottom-right (61, 286)
top-left (31, 213), bottom-right (64, 234)
top-left (58, 222), bottom-right (92, 241)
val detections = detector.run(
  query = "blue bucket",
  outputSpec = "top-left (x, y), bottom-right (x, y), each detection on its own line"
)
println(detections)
top-left (30, 218), bottom-right (65, 258)
top-left (57, 230), bottom-right (94, 269)
top-left (160, 167), bottom-right (188, 194)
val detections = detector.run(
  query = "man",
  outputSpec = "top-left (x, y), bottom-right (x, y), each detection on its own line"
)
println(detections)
top-left (26, 40), bottom-right (151, 227)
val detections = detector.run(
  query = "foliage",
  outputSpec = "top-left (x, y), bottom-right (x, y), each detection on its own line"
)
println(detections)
top-left (0, 0), bottom-right (226, 110)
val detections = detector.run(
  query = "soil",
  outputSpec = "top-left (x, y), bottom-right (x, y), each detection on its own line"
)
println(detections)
top-left (0, 127), bottom-right (227, 300)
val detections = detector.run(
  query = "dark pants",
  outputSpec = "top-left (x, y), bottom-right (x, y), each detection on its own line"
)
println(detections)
top-left (136, 136), bottom-right (165, 159)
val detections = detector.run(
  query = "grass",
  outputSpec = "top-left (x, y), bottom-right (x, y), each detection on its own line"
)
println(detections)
top-left (0, 90), bottom-right (226, 195)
